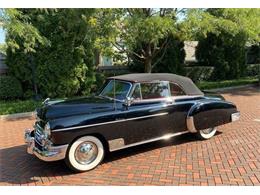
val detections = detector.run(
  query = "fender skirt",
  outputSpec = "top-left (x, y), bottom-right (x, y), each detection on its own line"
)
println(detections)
top-left (186, 100), bottom-right (238, 133)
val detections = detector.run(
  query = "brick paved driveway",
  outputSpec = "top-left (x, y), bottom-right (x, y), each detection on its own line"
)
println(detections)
top-left (0, 86), bottom-right (260, 186)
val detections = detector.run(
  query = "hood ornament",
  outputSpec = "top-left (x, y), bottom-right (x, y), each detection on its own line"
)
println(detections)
top-left (43, 98), bottom-right (50, 105)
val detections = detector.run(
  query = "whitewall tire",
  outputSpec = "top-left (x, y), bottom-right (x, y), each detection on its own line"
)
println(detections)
top-left (65, 136), bottom-right (104, 172)
top-left (197, 127), bottom-right (217, 140)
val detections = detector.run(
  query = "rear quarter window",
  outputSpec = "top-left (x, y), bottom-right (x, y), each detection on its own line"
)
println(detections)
top-left (169, 83), bottom-right (185, 96)
top-left (141, 82), bottom-right (170, 99)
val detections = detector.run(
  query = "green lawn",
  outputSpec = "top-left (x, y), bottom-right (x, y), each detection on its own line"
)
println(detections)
top-left (0, 99), bottom-right (42, 115)
top-left (0, 77), bottom-right (259, 115)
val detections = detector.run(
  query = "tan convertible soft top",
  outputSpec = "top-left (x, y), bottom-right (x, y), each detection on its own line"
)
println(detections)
top-left (109, 73), bottom-right (204, 96)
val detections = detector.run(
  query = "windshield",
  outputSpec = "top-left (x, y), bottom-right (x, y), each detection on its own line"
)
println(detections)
top-left (99, 80), bottom-right (132, 101)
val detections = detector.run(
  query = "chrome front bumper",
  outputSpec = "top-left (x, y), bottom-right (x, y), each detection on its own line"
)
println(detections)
top-left (24, 129), bottom-right (68, 162)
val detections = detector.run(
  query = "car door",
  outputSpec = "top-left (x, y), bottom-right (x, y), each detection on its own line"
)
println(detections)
top-left (122, 81), bottom-right (174, 145)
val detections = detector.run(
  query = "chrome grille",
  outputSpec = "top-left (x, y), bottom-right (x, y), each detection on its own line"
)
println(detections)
top-left (35, 122), bottom-right (44, 147)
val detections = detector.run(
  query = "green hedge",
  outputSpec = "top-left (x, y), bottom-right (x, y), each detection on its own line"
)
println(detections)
top-left (0, 76), bottom-right (23, 100)
top-left (184, 64), bottom-right (260, 83)
top-left (196, 31), bottom-right (247, 80)
top-left (184, 66), bottom-right (214, 83)
top-left (0, 99), bottom-right (42, 115)
top-left (198, 77), bottom-right (258, 90)
top-left (246, 64), bottom-right (260, 77)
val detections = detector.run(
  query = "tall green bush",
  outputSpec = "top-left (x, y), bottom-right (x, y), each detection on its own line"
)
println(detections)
top-left (184, 66), bottom-right (214, 83)
top-left (6, 9), bottom-right (97, 98)
top-left (0, 76), bottom-right (23, 99)
top-left (195, 9), bottom-right (251, 81)
top-left (196, 32), bottom-right (247, 80)
top-left (247, 44), bottom-right (260, 64)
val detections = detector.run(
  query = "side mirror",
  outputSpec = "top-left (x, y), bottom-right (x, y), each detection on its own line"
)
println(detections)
top-left (123, 97), bottom-right (134, 107)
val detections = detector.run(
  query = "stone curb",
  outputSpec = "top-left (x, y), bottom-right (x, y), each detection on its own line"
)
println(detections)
top-left (0, 112), bottom-right (35, 121)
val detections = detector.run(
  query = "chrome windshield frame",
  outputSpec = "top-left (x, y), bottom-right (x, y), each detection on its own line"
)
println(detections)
top-left (98, 79), bottom-right (133, 102)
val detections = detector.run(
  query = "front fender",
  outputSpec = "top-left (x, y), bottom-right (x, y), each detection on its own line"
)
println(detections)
top-left (186, 100), bottom-right (238, 132)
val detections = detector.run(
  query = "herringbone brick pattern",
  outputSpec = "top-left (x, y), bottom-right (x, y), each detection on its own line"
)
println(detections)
top-left (0, 86), bottom-right (259, 186)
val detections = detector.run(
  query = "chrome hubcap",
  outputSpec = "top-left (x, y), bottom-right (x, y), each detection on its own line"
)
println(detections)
top-left (75, 142), bottom-right (98, 165)
top-left (201, 128), bottom-right (215, 134)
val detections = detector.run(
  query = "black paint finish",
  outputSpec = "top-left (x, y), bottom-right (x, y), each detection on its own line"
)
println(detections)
top-left (35, 85), bottom-right (238, 149)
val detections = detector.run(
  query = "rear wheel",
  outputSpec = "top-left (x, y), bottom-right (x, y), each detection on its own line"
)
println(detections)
top-left (197, 127), bottom-right (217, 140)
top-left (65, 136), bottom-right (104, 172)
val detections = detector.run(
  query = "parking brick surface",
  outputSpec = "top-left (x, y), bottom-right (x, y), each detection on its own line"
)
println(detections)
top-left (0, 86), bottom-right (260, 186)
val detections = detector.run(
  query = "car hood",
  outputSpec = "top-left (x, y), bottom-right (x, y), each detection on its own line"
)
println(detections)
top-left (37, 96), bottom-right (117, 121)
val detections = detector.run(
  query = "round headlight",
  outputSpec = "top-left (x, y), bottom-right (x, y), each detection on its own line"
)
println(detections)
top-left (44, 122), bottom-right (51, 137)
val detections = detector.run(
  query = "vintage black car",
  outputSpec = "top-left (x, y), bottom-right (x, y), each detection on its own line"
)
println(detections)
top-left (25, 73), bottom-right (240, 172)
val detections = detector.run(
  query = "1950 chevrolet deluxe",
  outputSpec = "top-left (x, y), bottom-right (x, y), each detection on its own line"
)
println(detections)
top-left (25, 73), bottom-right (240, 172)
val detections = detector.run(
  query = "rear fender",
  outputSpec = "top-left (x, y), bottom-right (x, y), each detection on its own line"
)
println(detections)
top-left (186, 100), bottom-right (238, 133)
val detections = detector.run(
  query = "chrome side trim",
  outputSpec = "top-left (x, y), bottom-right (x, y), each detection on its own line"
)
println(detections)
top-left (109, 131), bottom-right (189, 152)
top-left (186, 116), bottom-right (197, 133)
top-left (52, 112), bottom-right (169, 132)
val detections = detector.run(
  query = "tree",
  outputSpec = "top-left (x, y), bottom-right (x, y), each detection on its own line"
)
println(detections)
top-left (1, 8), bottom-right (50, 98)
top-left (4, 9), bottom-right (97, 98)
top-left (181, 9), bottom-right (260, 43)
top-left (193, 9), bottom-right (260, 80)
top-left (0, 9), bottom-right (49, 53)
top-left (129, 34), bottom-right (186, 74)
top-left (97, 8), bottom-right (260, 74)
top-left (95, 8), bottom-right (186, 73)
top-left (0, 43), bottom-right (7, 54)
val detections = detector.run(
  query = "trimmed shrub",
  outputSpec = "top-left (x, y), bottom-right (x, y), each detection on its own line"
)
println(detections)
top-left (184, 66), bottom-right (214, 83)
top-left (247, 45), bottom-right (260, 64)
top-left (184, 64), bottom-right (259, 83)
top-left (196, 32), bottom-right (247, 80)
top-left (0, 76), bottom-right (23, 100)
top-left (198, 77), bottom-right (258, 90)
top-left (246, 64), bottom-right (260, 77)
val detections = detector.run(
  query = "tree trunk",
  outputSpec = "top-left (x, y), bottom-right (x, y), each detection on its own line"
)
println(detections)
top-left (144, 58), bottom-right (152, 73)
top-left (30, 55), bottom-right (39, 99)
top-left (144, 43), bottom-right (152, 73)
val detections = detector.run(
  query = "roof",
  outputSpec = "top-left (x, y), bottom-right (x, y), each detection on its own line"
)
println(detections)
top-left (109, 73), bottom-right (203, 96)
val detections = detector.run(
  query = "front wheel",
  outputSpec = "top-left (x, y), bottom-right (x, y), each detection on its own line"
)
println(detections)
top-left (65, 136), bottom-right (104, 172)
top-left (197, 127), bottom-right (217, 140)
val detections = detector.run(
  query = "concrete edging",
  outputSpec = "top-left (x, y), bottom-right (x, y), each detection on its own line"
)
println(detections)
top-left (0, 112), bottom-right (35, 121)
